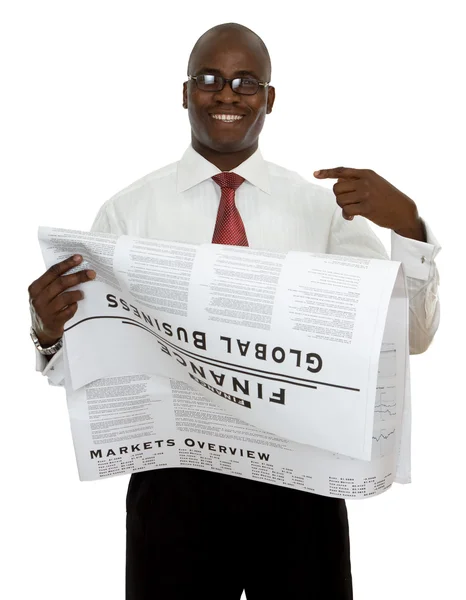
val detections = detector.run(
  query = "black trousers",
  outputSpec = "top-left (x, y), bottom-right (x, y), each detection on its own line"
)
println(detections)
top-left (126, 468), bottom-right (353, 599)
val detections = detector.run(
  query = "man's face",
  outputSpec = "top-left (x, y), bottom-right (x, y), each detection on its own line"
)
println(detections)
top-left (183, 35), bottom-right (275, 154)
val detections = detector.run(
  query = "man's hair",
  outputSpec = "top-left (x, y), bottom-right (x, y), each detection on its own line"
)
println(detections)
top-left (187, 23), bottom-right (272, 80)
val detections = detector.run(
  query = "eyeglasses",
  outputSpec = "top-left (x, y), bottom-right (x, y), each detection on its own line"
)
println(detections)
top-left (188, 74), bottom-right (269, 96)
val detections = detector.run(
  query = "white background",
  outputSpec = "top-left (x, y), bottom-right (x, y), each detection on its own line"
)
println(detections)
top-left (1, 1), bottom-right (465, 598)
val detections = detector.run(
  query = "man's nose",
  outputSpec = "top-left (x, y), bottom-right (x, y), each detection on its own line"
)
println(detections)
top-left (213, 81), bottom-right (240, 103)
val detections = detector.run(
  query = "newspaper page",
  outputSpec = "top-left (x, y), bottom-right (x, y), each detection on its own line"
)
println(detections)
top-left (39, 227), bottom-right (409, 498)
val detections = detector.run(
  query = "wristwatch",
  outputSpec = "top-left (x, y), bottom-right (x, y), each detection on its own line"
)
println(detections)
top-left (30, 327), bottom-right (63, 356)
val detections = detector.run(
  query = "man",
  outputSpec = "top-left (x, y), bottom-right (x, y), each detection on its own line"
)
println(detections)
top-left (29, 22), bottom-right (440, 600)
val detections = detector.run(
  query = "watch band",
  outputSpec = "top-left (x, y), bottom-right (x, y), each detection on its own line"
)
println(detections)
top-left (30, 327), bottom-right (63, 356)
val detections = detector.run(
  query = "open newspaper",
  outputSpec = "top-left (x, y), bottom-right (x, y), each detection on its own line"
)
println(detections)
top-left (39, 227), bottom-right (410, 499)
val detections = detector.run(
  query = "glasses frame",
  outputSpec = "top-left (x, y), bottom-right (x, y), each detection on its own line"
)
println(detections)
top-left (188, 74), bottom-right (269, 96)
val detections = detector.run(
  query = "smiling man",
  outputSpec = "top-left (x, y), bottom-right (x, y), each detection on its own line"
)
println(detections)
top-left (30, 22), bottom-right (440, 600)
top-left (184, 27), bottom-right (274, 169)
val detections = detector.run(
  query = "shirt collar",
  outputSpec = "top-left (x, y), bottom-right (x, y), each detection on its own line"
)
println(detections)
top-left (176, 144), bottom-right (271, 195)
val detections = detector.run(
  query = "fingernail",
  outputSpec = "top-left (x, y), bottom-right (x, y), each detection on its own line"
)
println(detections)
top-left (313, 170), bottom-right (321, 176)
top-left (88, 270), bottom-right (96, 279)
top-left (73, 255), bottom-right (82, 262)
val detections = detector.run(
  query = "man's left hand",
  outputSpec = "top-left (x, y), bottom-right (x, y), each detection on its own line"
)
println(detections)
top-left (314, 167), bottom-right (426, 241)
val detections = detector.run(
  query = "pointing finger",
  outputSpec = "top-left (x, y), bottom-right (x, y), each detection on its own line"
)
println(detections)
top-left (314, 167), bottom-right (362, 180)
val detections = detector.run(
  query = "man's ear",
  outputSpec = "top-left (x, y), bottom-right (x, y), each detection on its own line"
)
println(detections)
top-left (183, 82), bottom-right (188, 109)
top-left (266, 85), bottom-right (275, 114)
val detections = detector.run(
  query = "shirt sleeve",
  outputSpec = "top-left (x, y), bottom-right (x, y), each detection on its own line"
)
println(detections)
top-left (90, 198), bottom-right (128, 236)
top-left (36, 201), bottom-right (120, 386)
top-left (327, 207), bottom-right (441, 355)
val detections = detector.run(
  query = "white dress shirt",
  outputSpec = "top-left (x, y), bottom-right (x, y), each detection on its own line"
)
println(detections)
top-left (37, 145), bottom-right (441, 482)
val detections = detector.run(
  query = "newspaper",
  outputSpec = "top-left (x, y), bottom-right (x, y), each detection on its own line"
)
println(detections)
top-left (39, 227), bottom-right (409, 499)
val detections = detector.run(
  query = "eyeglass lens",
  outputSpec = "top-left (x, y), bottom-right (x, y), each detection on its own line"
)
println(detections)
top-left (197, 74), bottom-right (259, 95)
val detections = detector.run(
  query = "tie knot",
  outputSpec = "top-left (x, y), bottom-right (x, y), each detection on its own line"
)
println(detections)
top-left (212, 172), bottom-right (245, 191)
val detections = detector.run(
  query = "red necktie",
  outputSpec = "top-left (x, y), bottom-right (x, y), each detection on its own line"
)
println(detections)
top-left (211, 172), bottom-right (248, 246)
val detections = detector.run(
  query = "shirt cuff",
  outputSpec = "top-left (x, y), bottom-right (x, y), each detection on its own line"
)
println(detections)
top-left (35, 347), bottom-right (65, 385)
top-left (391, 220), bottom-right (441, 280)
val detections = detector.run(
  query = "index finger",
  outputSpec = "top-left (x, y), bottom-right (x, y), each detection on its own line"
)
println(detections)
top-left (29, 254), bottom-right (83, 297)
top-left (314, 167), bottom-right (362, 180)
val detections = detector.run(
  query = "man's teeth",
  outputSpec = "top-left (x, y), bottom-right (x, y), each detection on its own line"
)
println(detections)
top-left (211, 114), bottom-right (243, 121)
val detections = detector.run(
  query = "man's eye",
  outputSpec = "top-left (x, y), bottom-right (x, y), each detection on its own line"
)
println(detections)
top-left (202, 75), bottom-right (217, 85)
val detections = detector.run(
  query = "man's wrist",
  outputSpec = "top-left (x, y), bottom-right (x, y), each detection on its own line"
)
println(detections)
top-left (394, 217), bottom-right (426, 242)
top-left (30, 327), bottom-right (63, 356)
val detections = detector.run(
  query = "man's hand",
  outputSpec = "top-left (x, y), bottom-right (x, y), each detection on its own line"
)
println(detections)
top-left (28, 255), bottom-right (96, 347)
top-left (313, 167), bottom-right (426, 241)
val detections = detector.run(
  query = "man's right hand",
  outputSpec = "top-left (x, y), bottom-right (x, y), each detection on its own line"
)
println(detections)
top-left (28, 254), bottom-right (96, 347)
